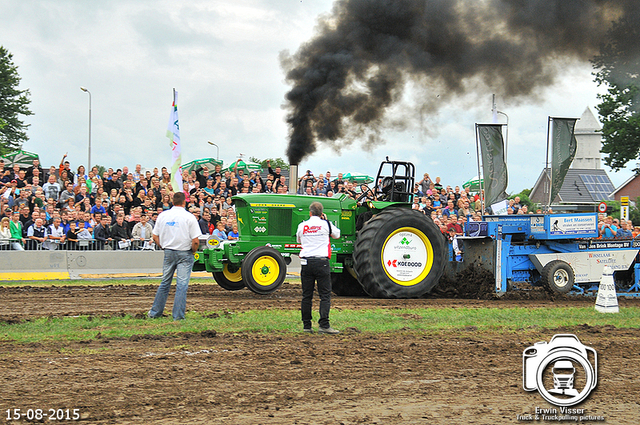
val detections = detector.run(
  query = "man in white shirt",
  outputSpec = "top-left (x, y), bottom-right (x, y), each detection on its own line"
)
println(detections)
top-left (43, 217), bottom-right (66, 250)
top-left (148, 192), bottom-right (202, 320)
top-left (296, 201), bottom-right (341, 334)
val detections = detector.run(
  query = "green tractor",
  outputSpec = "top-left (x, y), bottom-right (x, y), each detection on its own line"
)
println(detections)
top-left (193, 159), bottom-right (447, 298)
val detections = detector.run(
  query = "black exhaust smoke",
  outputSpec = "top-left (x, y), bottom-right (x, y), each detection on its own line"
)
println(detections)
top-left (281, 0), bottom-right (638, 164)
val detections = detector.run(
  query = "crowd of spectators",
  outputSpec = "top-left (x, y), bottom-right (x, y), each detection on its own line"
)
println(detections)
top-left (1, 156), bottom-right (636, 251)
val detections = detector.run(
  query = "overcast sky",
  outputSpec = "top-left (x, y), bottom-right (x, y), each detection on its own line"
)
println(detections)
top-left (1, 0), bottom-right (632, 193)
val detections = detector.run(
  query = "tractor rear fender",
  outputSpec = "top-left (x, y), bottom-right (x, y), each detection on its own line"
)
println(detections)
top-left (365, 201), bottom-right (413, 211)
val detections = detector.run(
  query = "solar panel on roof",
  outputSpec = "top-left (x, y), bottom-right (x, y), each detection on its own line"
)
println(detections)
top-left (579, 174), bottom-right (614, 201)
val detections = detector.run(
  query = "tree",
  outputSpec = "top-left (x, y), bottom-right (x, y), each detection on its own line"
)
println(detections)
top-left (0, 46), bottom-right (32, 156)
top-left (509, 189), bottom-right (534, 212)
top-left (249, 157), bottom-right (289, 170)
top-left (592, 14), bottom-right (640, 172)
top-left (630, 197), bottom-right (640, 225)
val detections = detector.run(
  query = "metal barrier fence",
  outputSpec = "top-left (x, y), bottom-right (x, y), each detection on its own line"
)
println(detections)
top-left (0, 238), bottom-right (157, 251)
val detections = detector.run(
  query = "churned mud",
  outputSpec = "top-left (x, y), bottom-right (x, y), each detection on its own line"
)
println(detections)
top-left (1, 282), bottom-right (638, 424)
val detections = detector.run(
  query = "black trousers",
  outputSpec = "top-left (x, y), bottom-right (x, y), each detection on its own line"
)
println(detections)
top-left (300, 258), bottom-right (331, 328)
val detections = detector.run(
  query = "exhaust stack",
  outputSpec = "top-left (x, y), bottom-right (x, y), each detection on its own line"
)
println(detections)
top-left (288, 164), bottom-right (298, 194)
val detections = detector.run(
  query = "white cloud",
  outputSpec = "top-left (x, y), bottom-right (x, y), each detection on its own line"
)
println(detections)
top-left (1, 0), bottom-right (632, 195)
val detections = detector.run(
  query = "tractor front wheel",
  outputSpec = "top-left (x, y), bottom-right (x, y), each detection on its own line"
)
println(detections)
top-left (242, 246), bottom-right (287, 295)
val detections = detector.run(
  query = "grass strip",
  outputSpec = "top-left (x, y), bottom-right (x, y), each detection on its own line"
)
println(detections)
top-left (1, 306), bottom-right (638, 344)
top-left (0, 277), bottom-right (302, 287)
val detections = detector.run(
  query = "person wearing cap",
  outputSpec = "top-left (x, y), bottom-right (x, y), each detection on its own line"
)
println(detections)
top-left (3, 180), bottom-right (18, 205)
top-left (296, 201), bottom-right (341, 334)
top-left (448, 227), bottom-right (463, 261)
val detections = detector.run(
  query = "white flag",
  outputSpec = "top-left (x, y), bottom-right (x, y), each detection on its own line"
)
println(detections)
top-left (167, 89), bottom-right (183, 194)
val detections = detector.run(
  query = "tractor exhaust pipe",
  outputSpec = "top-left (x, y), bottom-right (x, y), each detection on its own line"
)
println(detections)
top-left (289, 164), bottom-right (298, 194)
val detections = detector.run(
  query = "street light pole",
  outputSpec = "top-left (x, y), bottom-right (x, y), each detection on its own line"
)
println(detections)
top-left (496, 110), bottom-right (509, 163)
top-left (491, 94), bottom-right (509, 163)
top-left (80, 87), bottom-right (92, 170)
top-left (207, 141), bottom-right (219, 160)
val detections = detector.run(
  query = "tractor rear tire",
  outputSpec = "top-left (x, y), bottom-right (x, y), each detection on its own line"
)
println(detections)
top-left (542, 260), bottom-right (575, 294)
top-left (242, 246), bottom-right (287, 295)
top-left (353, 208), bottom-right (446, 298)
top-left (331, 266), bottom-right (367, 296)
top-left (213, 263), bottom-right (245, 291)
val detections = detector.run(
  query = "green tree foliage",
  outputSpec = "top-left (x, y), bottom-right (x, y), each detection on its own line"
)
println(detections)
top-left (629, 197), bottom-right (640, 225)
top-left (509, 189), bottom-right (534, 212)
top-left (592, 13), bottom-right (640, 172)
top-left (605, 200), bottom-right (621, 220)
top-left (249, 157), bottom-right (289, 170)
top-left (0, 46), bottom-right (32, 156)
top-left (93, 164), bottom-right (106, 177)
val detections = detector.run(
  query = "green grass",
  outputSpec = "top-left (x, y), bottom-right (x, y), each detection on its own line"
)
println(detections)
top-left (0, 276), bottom-right (301, 287)
top-left (0, 278), bottom-right (207, 287)
top-left (2, 307), bottom-right (639, 344)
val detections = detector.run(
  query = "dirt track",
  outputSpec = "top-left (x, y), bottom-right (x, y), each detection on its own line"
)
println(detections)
top-left (1, 282), bottom-right (639, 424)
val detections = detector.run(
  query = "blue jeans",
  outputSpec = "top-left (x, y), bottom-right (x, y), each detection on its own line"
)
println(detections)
top-left (149, 249), bottom-right (195, 320)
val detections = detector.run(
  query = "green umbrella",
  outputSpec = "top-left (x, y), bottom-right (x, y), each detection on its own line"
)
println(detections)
top-left (1, 149), bottom-right (39, 169)
top-left (462, 176), bottom-right (483, 192)
top-left (181, 158), bottom-right (223, 173)
top-left (342, 172), bottom-right (374, 184)
top-left (225, 159), bottom-right (262, 174)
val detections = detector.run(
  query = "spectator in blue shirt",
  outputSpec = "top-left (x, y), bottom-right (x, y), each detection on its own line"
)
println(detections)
top-left (211, 221), bottom-right (227, 241)
top-left (616, 221), bottom-right (632, 239)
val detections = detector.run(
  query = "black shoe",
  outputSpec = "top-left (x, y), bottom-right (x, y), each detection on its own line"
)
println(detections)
top-left (318, 327), bottom-right (340, 335)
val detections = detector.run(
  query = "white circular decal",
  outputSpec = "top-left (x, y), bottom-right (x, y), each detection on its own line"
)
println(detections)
top-left (382, 231), bottom-right (428, 282)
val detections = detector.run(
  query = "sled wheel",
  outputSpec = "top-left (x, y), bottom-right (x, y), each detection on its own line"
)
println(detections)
top-left (243, 246), bottom-right (287, 295)
top-left (542, 260), bottom-right (575, 294)
top-left (213, 263), bottom-right (245, 291)
top-left (353, 208), bottom-right (446, 298)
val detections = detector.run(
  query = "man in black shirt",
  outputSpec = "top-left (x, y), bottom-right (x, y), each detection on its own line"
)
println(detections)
top-left (111, 213), bottom-right (132, 249)
top-left (93, 216), bottom-right (112, 250)
top-left (267, 160), bottom-right (282, 181)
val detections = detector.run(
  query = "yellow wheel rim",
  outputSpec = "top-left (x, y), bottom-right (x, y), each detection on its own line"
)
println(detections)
top-left (251, 255), bottom-right (280, 286)
top-left (381, 226), bottom-right (434, 286)
top-left (222, 264), bottom-right (242, 282)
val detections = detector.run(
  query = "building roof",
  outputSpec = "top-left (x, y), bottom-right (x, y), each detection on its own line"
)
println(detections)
top-left (530, 168), bottom-right (615, 205)
top-left (611, 173), bottom-right (640, 196)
